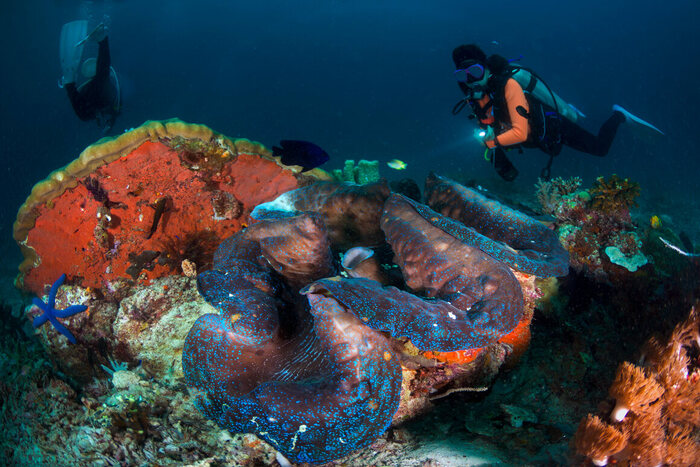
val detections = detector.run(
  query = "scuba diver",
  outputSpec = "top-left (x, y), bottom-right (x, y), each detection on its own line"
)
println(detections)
top-left (59, 21), bottom-right (121, 133)
top-left (451, 44), bottom-right (664, 181)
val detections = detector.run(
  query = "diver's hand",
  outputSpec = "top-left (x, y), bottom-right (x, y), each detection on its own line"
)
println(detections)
top-left (473, 126), bottom-right (495, 145)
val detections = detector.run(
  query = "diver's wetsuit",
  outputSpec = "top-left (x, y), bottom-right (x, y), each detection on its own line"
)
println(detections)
top-left (557, 111), bottom-right (625, 157)
top-left (65, 37), bottom-right (116, 125)
top-left (475, 77), bottom-right (625, 179)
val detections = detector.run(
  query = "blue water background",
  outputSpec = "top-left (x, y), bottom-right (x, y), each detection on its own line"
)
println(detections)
top-left (1, 0), bottom-right (699, 265)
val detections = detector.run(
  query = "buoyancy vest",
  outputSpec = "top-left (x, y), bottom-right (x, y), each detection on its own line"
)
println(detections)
top-left (469, 67), bottom-right (567, 157)
top-left (510, 67), bottom-right (578, 123)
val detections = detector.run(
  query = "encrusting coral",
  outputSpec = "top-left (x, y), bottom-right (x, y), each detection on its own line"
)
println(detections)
top-left (574, 306), bottom-right (700, 465)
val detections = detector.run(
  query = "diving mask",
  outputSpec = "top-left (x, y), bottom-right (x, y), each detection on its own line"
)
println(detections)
top-left (454, 62), bottom-right (485, 83)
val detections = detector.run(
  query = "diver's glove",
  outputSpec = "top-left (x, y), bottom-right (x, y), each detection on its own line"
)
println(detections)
top-left (473, 126), bottom-right (495, 146)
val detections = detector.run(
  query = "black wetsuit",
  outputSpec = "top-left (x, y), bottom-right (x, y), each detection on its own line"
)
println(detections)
top-left (65, 37), bottom-right (117, 127)
top-left (558, 111), bottom-right (625, 157)
top-left (472, 76), bottom-right (626, 181)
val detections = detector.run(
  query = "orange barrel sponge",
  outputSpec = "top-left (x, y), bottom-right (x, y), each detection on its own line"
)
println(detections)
top-left (14, 119), bottom-right (305, 296)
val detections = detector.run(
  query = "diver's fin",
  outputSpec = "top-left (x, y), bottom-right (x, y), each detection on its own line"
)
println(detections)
top-left (612, 104), bottom-right (665, 135)
top-left (568, 103), bottom-right (587, 118)
top-left (76, 22), bottom-right (107, 47)
top-left (59, 20), bottom-right (88, 85)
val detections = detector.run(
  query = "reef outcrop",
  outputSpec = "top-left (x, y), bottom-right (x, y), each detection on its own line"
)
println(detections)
top-left (534, 174), bottom-right (647, 281)
top-left (14, 119), bottom-right (304, 296)
top-left (16, 123), bottom-right (571, 464)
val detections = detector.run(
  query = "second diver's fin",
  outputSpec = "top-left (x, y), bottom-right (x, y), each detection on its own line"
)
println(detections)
top-left (568, 103), bottom-right (587, 119)
top-left (75, 22), bottom-right (107, 47)
top-left (59, 20), bottom-right (88, 85)
top-left (612, 104), bottom-right (665, 135)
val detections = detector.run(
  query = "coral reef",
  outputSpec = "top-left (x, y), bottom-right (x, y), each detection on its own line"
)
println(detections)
top-left (9, 110), bottom-right (700, 467)
top-left (534, 176), bottom-right (583, 216)
top-left (12, 124), bottom-right (579, 464)
top-left (0, 338), bottom-right (284, 466)
top-left (574, 307), bottom-right (700, 466)
top-left (25, 274), bottom-right (212, 384)
top-left (589, 174), bottom-right (641, 215)
top-left (534, 174), bottom-right (648, 282)
top-left (13, 119), bottom-right (306, 296)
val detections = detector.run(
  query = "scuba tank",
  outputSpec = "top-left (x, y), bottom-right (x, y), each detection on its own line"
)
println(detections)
top-left (510, 66), bottom-right (579, 123)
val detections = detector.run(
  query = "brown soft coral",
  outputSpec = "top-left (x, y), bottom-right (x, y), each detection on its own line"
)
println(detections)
top-left (575, 307), bottom-right (700, 466)
top-left (665, 422), bottom-right (700, 466)
top-left (609, 362), bottom-right (664, 421)
top-left (589, 174), bottom-right (640, 214)
top-left (575, 414), bottom-right (627, 466)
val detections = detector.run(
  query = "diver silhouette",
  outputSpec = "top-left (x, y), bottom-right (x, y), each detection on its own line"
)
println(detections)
top-left (452, 44), bottom-right (664, 181)
top-left (59, 21), bottom-right (121, 133)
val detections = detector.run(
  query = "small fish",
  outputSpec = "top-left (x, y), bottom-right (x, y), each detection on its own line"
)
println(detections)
top-left (147, 197), bottom-right (169, 239)
top-left (659, 237), bottom-right (700, 257)
top-left (273, 140), bottom-right (329, 171)
top-left (491, 40), bottom-right (500, 45)
top-left (387, 159), bottom-right (407, 170)
top-left (650, 215), bottom-right (661, 229)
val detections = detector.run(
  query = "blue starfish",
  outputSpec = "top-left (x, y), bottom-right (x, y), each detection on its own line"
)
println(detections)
top-left (32, 274), bottom-right (88, 344)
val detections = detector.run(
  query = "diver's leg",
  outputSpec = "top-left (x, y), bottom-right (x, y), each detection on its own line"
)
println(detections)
top-left (493, 148), bottom-right (519, 181)
top-left (560, 112), bottom-right (625, 157)
top-left (95, 37), bottom-right (111, 81)
top-left (65, 83), bottom-right (91, 121)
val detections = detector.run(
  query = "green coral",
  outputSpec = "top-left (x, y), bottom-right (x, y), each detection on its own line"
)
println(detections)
top-left (332, 159), bottom-right (380, 184)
